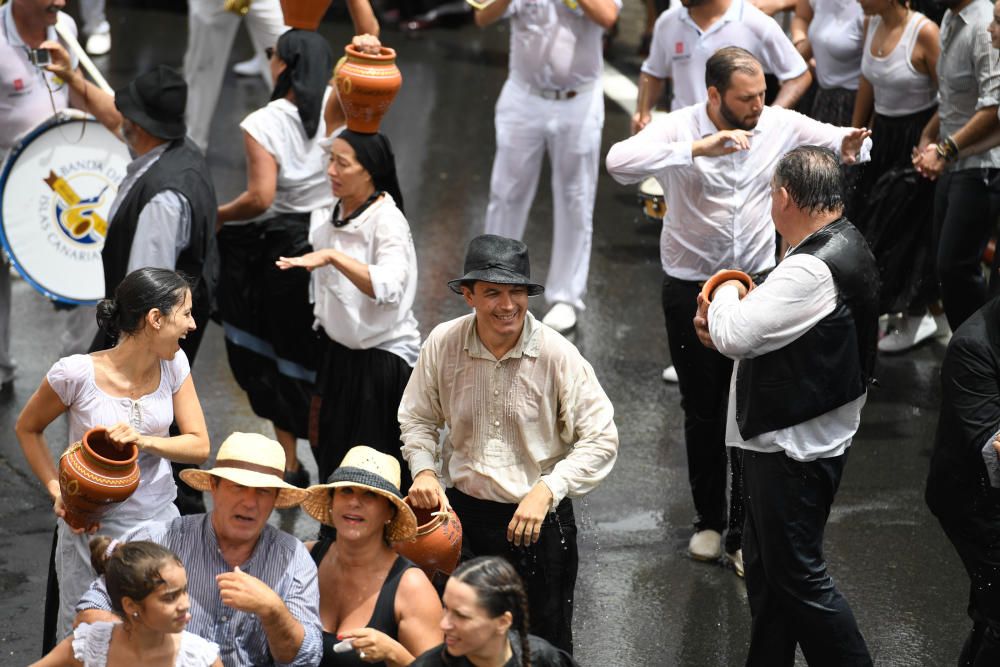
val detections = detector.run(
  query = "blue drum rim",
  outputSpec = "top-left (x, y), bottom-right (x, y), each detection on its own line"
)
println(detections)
top-left (0, 113), bottom-right (112, 306)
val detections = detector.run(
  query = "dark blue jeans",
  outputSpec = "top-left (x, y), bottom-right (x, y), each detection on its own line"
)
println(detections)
top-left (742, 449), bottom-right (872, 667)
top-left (933, 168), bottom-right (1000, 331)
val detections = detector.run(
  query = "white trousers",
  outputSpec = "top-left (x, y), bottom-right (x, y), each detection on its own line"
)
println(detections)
top-left (184, 0), bottom-right (287, 151)
top-left (483, 78), bottom-right (604, 311)
top-left (55, 501), bottom-right (179, 640)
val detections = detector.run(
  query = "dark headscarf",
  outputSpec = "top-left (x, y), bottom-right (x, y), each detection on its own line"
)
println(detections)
top-left (339, 129), bottom-right (405, 214)
top-left (271, 29), bottom-right (334, 139)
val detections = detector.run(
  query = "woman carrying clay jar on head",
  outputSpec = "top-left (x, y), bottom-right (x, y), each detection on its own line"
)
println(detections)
top-left (276, 124), bottom-right (420, 497)
top-left (15, 267), bottom-right (210, 645)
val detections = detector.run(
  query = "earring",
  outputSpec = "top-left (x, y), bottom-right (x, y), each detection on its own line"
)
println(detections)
top-left (385, 519), bottom-right (392, 524)
top-left (132, 611), bottom-right (139, 618)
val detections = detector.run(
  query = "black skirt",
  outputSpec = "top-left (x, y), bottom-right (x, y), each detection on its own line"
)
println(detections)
top-left (217, 213), bottom-right (320, 437)
top-left (810, 85), bottom-right (856, 127)
top-left (312, 335), bottom-right (413, 490)
top-left (851, 107), bottom-right (939, 313)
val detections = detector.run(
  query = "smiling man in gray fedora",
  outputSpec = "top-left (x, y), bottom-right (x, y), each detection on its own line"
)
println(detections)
top-left (399, 234), bottom-right (619, 654)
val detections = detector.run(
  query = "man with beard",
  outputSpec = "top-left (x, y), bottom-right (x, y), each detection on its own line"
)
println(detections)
top-left (912, 0), bottom-right (1000, 333)
top-left (606, 47), bottom-right (870, 577)
top-left (631, 0), bottom-right (811, 134)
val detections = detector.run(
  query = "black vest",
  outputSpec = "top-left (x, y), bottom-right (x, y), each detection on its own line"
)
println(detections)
top-left (735, 217), bottom-right (879, 440)
top-left (102, 138), bottom-right (216, 299)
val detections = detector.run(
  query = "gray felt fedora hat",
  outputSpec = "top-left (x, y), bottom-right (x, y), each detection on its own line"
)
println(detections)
top-left (447, 234), bottom-right (544, 296)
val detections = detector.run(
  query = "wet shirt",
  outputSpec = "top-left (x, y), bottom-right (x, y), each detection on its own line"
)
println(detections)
top-left (708, 252), bottom-right (865, 461)
top-left (605, 104), bottom-right (870, 281)
top-left (641, 0), bottom-right (807, 110)
top-left (399, 312), bottom-right (618, 506)
top-left (308, 193), bottom-right (420, 365)
top-left (807, 0), bottom-right (864, 90)
top-left (47, 350), bottom-right (190, 522)
top-left (937, 0), bottom-right (1000, 171)
top-left (76, 513), bottom-right (323, 667)
top-left (506, 0), bottom-right (620, 90)
top-left (0, 5), bottom-right (77, 156)
top-left (107, 142), bottom-right (193, 274)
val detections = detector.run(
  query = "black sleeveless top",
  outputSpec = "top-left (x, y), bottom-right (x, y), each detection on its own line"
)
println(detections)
top-left (310, 538), bottom-right (418, 667)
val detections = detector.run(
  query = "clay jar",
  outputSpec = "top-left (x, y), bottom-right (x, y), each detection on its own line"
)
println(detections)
top-left (700, 269), bottom-right (755, 304)
top-left (280, 0), bottom-right (333, 30)
top-left (334, 44), bottom-right (402, 134)
top-left (394, 498), bottom-right (463, 580)
top-left (58, 426), bottom-right (140, 531)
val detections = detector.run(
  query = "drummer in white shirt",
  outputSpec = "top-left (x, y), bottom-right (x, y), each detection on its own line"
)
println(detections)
top-left (0, 0), bottom-right (81, 396)
top-left (606, 46), bottom-right (870, 576)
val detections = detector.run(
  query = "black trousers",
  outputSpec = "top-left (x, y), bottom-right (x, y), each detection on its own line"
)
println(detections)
top-left (934, 168), bottom-right (1000, 332)
top-left (661, 274), bottom-right (743, 552)
top-left (312, 337), bottom-right (412, 490)
top-left (936, 508), bottom-right (1000, 666)
top-left (448, 488), bottom-right (578, 655)
top-left (742, 450), bottom-right (872, 667)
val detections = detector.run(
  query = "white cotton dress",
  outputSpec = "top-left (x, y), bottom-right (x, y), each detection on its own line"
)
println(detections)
top-left (49, 352), bottom-right (190, 640)
top-left (72, 621), bottom-right (219, 666)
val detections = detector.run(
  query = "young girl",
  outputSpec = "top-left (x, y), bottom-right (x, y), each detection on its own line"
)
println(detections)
top-left (411, 556), bottom-right (578, 667)
top-left (32, 537), bottom-right (220, 667)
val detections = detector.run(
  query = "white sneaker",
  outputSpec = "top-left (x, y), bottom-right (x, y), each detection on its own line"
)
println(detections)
top-left (85, 23), bottom-right (111, 56)
top-left (233, 54), bottom-right (265, 77)
top-left (542, 303), bottom-right (577, 333)
top-left (878, 312), bottom-right (939, 354)
top-left (726, 549), bottom-right (744, 578)
top-left (688, 529), bottom-right (722, 561)
top-left (661, 365), bottom-right (678, 383)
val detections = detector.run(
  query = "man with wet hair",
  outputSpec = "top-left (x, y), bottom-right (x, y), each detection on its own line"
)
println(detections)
top-left (694, 145), bottom-right (876, 666)
top-left (607, 47), bottom-right (870, 578)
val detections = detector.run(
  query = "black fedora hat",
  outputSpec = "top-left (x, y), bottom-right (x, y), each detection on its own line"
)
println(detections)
top-left (447, 234), bottom-right (545, 296)
top-left (115, 65), bottom-right (187, 141)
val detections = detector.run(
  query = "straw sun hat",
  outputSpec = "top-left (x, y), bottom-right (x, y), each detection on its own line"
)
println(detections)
top-left (178, 432), bottom-right (308, 509)
top-left (301, 446), bottom-right (417, 543)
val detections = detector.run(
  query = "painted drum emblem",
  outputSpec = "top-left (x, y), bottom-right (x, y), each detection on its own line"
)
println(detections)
top-left (0, 112), bottom-right (129, 305)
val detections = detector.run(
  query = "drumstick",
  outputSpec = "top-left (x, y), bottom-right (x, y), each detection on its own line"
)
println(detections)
top-left (54, 18), bottom-right (113, 94)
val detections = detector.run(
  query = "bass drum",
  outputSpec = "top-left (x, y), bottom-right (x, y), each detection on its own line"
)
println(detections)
top-left (0, 111), bottom-right (129, 305)
top-left (638, 175), bottom-right (666, 223)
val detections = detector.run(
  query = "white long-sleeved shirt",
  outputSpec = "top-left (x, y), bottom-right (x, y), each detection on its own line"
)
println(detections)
top-left (605, 104), bottom-right (871, 281)
top-left (398, 312), bottom-right (619, 506)
top-left (308, 193), bottom-right (421, 366)
top-left (708, 249), bottom-right (865, 461)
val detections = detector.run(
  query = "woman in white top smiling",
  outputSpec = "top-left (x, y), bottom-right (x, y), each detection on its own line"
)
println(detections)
top-left (15, 267), bottom-right (209, 642)
top-left (277, 129), bottom-right (420, 497)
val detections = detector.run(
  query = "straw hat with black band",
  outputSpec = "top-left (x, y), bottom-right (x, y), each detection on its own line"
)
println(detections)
top-left (301, 446), bottom-right (418, 543)
top-left (179, 432), bottom-right (308, 508)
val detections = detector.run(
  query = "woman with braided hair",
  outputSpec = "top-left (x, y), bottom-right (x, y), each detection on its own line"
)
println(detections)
top-left (411, 556), bottom-right (578, 667)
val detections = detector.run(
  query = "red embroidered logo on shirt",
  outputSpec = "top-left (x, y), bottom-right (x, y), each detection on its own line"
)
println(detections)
top-left (675, 42), bottom-right (684, 54)
top-left (13, 78), bottom-right (24, 91)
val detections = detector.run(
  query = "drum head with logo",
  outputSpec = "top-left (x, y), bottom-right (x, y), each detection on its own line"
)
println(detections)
top-left (0, 113), bottom-right (129, 305)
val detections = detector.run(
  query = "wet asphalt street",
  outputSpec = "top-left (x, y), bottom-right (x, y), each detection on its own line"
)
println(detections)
top-left (0, 4), bottom-right (972, 666)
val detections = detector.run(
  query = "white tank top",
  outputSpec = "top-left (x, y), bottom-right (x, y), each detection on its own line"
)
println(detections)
top-left (807, 0), bottom-right (865, 90)
top-left (861, 13), bottom-right (937, 117)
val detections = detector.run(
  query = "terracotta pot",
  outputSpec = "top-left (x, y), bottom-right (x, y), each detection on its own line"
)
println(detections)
top-left (394, 498), bottom-right (463, 579)
top-left (58, 427), bottom-right (140, 531)
top-left (280, 0), bottom-right (333, 30)
top-left (334, 45), bottom-right (402, 134)
top-left (700, 269), bottom-right (755, 304)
